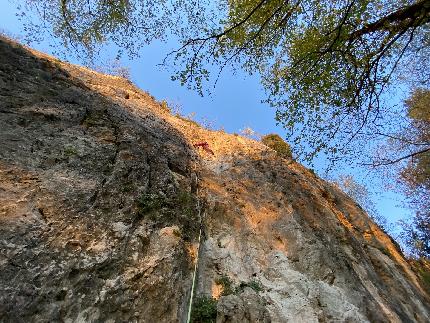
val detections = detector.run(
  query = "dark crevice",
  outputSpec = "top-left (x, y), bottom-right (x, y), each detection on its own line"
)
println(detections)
top-left (168, 160), bottom-right (188, 177)
top-left (37, 207), bottom-right (48, 223)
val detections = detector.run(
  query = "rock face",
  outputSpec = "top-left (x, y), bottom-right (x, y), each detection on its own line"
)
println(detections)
top-left (0, 37), bottom-right (429, 322)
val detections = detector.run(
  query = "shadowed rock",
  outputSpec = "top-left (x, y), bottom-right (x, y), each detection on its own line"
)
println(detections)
top-left (0, 36), bottom-right (429, 322)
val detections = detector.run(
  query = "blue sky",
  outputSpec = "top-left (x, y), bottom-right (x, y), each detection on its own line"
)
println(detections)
top-left (0, 0), bottom-right (414, 233)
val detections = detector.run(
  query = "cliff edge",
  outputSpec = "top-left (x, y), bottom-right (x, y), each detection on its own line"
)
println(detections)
top-left (0, 37), bottom-right (429, 322)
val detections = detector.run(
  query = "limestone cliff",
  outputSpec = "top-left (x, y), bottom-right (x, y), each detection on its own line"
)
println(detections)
top-left (0, 37), bottom-right (429, 322)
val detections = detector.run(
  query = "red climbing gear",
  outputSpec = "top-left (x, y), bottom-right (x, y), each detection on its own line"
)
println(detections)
top-left (193, 142), bottom-right (214, 155)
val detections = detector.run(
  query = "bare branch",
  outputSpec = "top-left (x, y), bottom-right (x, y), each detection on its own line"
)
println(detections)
top-left (365, 147), bottom-right (430, 166)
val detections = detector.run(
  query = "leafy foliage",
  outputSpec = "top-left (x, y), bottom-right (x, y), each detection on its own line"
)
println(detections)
top-left (216, 0), bottom-right (430, 164)
top-left (400, 89), bottom-right (430, 214)
top-left (406, 88), bottom-right (430, 121)
top-left (137, 193), bottom-right (166, 216)
top-left (400, 214), bottom-right (430, 258)
top-left (19, 0), bottom-right (217, 64)
top-left (20, 1), bottom-right (430, 165)
top-left (409, 258), bottom-right (430, 294)
top-left (16, 1), bottom-right (425, 166)
top-left (191, 296), bottom-right (218, 323)
top-left (215, 275), bottom-right (235, 296)
top-left (261, 133), bottom-right (292, 158)
top-left (215, 275), bottom-right (264, 296)
top-left (235, 279), bottom-right (264, 294)
top-left (63, 145), bottom-right (78, 157)
top-left (395, 88), bottom-right (430, 258)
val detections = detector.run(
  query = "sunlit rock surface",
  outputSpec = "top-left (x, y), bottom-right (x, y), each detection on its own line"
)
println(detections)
top-left (0, 37), bottom-right (429, 322)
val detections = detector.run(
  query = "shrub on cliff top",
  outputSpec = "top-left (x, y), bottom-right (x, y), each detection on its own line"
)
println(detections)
top-left (261, 134), bottom-right (292, 159)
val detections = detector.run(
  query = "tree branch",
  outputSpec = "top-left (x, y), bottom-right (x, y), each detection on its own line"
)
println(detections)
top-left (349, 0), bottom-right (430, 40)
top-left (365, 147), bottom-right (430, 166)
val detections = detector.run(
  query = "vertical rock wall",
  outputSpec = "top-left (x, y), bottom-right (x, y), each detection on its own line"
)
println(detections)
top-left (0, 37), bottom-right (429, 322)
top-left (0, 37), bottom-right (199, 322)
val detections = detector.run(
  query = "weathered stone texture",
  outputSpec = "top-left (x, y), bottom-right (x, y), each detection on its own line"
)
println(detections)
top-left (0, 37), bottom-right (197, 323)
top-left (0, 37), bottom-right (429, 322)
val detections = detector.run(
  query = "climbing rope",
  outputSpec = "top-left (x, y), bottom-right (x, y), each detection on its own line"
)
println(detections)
top-left (186, 176), bottom-right (205, 323)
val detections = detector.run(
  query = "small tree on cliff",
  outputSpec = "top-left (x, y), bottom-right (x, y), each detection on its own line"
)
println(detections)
top-left (261, 134), bottom-right (293, 159)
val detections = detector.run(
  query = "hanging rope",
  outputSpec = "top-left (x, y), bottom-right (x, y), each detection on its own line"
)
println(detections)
top-left (186, 177), bottom-right (205, 323)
